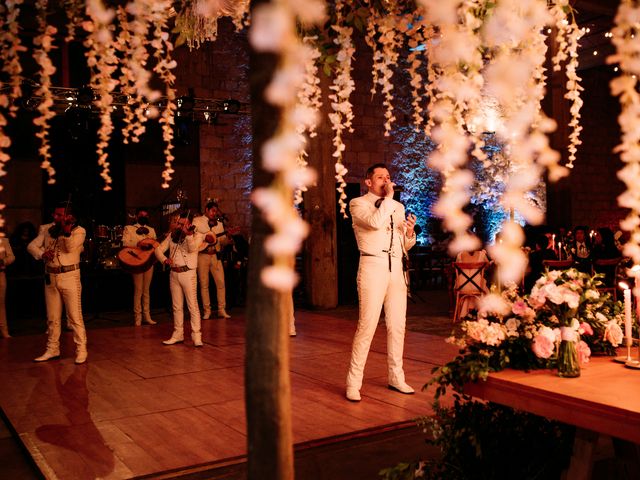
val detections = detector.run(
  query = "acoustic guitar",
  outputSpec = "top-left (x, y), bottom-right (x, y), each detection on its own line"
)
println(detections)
top-left (118, 238), bottom-right (159, 273)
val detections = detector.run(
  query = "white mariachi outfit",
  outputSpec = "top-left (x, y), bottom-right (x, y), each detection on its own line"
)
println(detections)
top-left (192, 215), bottom-right (230, 318)
top-left (27, 223), bottom-right (88, 363)
top-left (155, 232), bottom-right (204, 345)
top-left (0, 238), bottom-right (15, 338)
top-left (122, 223), bottom-right (157, 325)
top-left (346, 192), bottom-right (416, 393)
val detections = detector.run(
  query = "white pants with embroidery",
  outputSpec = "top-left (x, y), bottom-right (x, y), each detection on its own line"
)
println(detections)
top-left (131, 267), bottom-right (154, 317)
top-left (44, 269), bottom-right (87, 353)
top-left (197, 253), bottom-right (226, 313)
top-left (170, 269), bottom-right (201, 336)
top-left (346, 255), bottom-right (407, 390)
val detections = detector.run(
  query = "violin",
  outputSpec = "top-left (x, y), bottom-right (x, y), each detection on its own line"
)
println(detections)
top-left (48, 220), bottom-right (77, 238)
top-left (48, 224), bottom-right (63, 239)
top-left (171, 224), bottom-right (195, 244)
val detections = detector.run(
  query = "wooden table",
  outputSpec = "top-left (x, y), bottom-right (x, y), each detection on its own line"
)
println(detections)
top-left (464, 355), bottom-right (640, 479)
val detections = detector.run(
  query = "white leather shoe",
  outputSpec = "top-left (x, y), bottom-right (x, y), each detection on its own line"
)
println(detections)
top-left (34, 351), bottom-right (60, 362)
top-left (346, 387), bottom-right (361, 402)
top-left (202, 311), bottom-right (211, 320)
top-left (75, 351), bottom-right (88, 364)
top-left (143, 317), bottom-right (156, 325)
top-left (162, 337), bottom-right (184, 345)
top-left (388, 382), bottom-right (415, 395)
top-left (218, 309), bottom-right (231, 319)
top-left (192, 333), bottom-right (203, 347)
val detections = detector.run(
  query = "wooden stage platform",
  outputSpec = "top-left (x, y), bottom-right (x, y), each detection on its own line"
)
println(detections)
top-left (0, 311), bottom-right (457, 479)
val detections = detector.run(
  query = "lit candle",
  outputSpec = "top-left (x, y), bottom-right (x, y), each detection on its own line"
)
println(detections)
top-left (623, 284), bottom-right (632, 347)
top-left (558, 242), bottom-right (562, 261)
top-left (552, 234), bottom-right (556, 251)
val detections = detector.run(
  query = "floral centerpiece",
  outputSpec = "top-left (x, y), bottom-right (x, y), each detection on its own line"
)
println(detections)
top-left (430, 269), bottom-right (624, 398)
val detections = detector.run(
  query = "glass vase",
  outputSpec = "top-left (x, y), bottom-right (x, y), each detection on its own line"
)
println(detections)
top-left (557, 340), bottom-right (581, 378)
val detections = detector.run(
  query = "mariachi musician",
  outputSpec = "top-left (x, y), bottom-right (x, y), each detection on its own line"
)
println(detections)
top-left (27, 200), bottom-right (88, 364)
top-left (155, 211), bottom-right (204, 347)
top-left (193, 200), bottom-right (231, 319)
top-left (122, 207), bottom-right (157, 326)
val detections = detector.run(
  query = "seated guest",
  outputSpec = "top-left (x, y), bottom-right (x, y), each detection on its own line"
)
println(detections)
top-left (570, 226), bottom-right (591, 273)
top-left (525, 234), bottom-right (557, 292)
top-left (591, 227), bottom-right (622, 286)
top-left (591, 227), bottom-right (621, 260)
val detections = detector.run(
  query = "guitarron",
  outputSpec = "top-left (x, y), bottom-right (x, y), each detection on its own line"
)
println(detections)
top-left (118, 238), bottom-right (160, 273)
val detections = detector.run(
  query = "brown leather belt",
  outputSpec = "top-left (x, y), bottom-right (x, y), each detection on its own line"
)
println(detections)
top-left (171, 265), bottom-right (191, 273)
top-left (46, 264), bottom-right (80, 274)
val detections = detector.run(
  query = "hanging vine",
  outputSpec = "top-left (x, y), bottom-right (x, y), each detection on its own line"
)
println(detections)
top-left (33, 0), bottom-right (57, 184)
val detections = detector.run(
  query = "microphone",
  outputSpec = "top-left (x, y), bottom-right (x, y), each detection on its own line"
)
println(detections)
top-left (393, 185), bottom-right (404, 192)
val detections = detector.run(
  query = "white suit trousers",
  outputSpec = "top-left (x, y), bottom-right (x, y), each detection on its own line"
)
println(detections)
top-left (346, 255), bottom-right (407, 390)
top-left (131, 267), bottom-right (153, 317)
top-left (197, 253), bottom-right (226, 312)
top-left (170, 269), bottom-right (201, 336)
top-left (44, 270), bottom-right (87, 353)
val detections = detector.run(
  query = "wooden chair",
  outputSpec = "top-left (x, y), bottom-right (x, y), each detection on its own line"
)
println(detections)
top-left (542, 259), bottom-right (574, 271)
top-left (592, 257), bottom-right (623, 301)
top-left (453, 261), bottom-right (489, 323)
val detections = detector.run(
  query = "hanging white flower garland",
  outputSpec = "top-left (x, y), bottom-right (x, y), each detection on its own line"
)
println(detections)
top-left (115, 3), bottom-right (155, 144)
top-left (328, 0), bottom-right (355, 217)
top-left (483, 0), bottom-right (568, 285)
top-left (33, 0), bottom-right (57, 185)
top-left (420, 0), bottom-right (485, 255)
top-left (549, 6), bottom-right (585, 170)
top-left (294, 35), bottom-right (323, 205)
top-left (84, 0), bottom-right (117, 191)
top-left (175, 0), bottom-right (250, 50)
top-left (609, 0), bottom-right (640, 266)
top-left (249, 0), bottom-right (325, 291)
top-left (405, 12), bottom-right (430, 133)
top-left (0, 0), bottom-right (25, 231)
top-left (149, 1), bottom-right (178, 189)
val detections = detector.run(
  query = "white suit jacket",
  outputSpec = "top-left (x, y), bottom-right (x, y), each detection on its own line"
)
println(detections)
top-left (122, 223), bottom-right (157, 248)
top-left (27, 222), bottom-right (86, 266)
top-left (155, 232), bottom-right (203, 269)
top-left (192, 214), bottom-right (228, 253)
top-left (349, 192), bottom-right (416, 258)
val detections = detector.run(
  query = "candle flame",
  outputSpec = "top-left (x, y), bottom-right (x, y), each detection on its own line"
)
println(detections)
top-left (619, 281), bottom-right (630, 290)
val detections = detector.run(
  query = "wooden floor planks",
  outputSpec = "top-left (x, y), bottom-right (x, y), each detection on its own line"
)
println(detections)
top-left (0, 310), bottom-right (456, 479)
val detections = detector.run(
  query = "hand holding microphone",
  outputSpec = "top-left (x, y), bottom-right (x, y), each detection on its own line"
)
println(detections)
top-left (385, 182), bottom-right (396, 199)
top-left (404, 213), bottom-right (417, 236)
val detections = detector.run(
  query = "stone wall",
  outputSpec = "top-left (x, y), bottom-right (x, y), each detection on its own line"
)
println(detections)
top-left (173, 19), bottom-right (253, 234)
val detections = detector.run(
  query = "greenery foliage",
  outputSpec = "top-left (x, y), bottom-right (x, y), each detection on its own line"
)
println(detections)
top-left (380, 399), bottom-right (575, 480)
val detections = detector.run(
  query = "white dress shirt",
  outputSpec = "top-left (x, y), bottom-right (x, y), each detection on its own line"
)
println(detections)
top-left (350, 192), bottom-right (416, 258)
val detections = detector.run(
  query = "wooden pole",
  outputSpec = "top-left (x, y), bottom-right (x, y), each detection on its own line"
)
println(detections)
top-left (245, 1), bottom-right (294, 478)
top-left (304, 73), bottom-right (338, 309)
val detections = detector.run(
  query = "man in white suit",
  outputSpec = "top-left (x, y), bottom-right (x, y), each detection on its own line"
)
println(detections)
top-left (346, 163), bottom-right (417, 402)
top-left (28, 201), bottom-right (88, 364)
top-left (155, 211), bottom-right (204, 347)
top-left (193, 201), bottom-right (232, 319)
